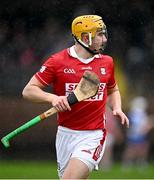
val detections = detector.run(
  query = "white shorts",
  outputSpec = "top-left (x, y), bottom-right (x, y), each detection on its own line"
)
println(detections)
top-left (56, 126), bottom-right (107, 177)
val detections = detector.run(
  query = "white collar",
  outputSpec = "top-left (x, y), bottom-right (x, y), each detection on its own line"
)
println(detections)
top-left (69, 46), bottom-right (100, 64)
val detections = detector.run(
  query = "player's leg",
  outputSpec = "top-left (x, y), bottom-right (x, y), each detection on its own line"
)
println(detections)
top-left (56, 127), bottom-right (75, 178)
top-left (61, 129), bottom-right (106, 179)
top-left (56, 127), bottom-right (106, 178)
top-left (61, 158), bottom-right (90, 179)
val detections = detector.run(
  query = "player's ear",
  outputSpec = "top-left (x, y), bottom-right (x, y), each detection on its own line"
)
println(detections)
top-left (81, 33), bottom-right (89, 45)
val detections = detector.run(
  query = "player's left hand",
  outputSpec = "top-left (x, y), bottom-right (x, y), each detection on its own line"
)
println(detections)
top-left (112, 109), bottom-right (129, 128)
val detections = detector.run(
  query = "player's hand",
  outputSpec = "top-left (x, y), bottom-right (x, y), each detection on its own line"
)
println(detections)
top-left (51, 95), bottom-right (71, 112)
top-left (112, 109), bottom-right (129, 128)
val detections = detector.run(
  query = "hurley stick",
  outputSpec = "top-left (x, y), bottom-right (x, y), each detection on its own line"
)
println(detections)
top-left (1, 71), bottom-right (100, 148)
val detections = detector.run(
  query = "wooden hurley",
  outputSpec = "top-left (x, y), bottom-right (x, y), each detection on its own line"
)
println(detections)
top-left (1, 71), bottom-right (100, 148)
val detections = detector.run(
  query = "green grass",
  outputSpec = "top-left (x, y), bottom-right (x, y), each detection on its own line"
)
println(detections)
top-left (0, 160), bottom-right (154, 179)
top-left (0, 160), bottom-right (57, 179)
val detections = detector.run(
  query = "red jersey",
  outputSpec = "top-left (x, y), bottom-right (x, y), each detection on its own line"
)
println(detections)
top-left (35, 46), bottom-right (116, 130)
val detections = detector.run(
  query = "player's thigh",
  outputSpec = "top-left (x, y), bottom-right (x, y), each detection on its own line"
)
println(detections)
top-left (62, 158), bottom-right (89, 179)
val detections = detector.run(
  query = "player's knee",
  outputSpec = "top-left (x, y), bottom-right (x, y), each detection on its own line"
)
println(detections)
top-left (61, 158), bottom-right (90, 179)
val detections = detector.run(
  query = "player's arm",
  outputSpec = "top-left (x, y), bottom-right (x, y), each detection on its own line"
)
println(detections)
top-left (22, 75), bottom-right (71, 112)
top-left (107, 84), bottom-right (129, 128)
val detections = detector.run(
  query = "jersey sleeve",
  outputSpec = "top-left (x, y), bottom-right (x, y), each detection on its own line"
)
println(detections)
top-left (107, 58), bottom-right (116, 89)
top-left (35, 56), bottom-right (56, 86)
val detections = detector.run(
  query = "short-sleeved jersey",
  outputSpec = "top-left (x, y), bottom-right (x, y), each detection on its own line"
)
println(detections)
top-left (35, 47), bottom-right (116, 130)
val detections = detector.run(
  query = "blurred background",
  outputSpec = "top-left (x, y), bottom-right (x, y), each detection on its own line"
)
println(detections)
top-left (0, 0), bottom-right (154, 178)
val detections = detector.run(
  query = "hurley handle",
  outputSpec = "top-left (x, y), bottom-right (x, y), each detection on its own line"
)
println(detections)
top-left (1, 70), bottom-right (100, 148)
top-left (1, 93), bottom-right (79, 148)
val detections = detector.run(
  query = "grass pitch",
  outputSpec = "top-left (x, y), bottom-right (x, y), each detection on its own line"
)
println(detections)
top-left (0, 160), bottom-right (153, 179)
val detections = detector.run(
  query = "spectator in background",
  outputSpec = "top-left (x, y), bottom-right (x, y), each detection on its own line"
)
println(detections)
top-left (122, 96), bottom-right (151, 169)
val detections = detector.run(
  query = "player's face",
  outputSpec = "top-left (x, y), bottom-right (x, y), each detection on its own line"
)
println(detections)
top-left (91, 30), bottom-right (107, 53)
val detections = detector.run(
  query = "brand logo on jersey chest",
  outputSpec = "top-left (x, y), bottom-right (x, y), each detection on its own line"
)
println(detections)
top-left (64, 68), bottom-right (76, 74)
top-left (81, 66), bottom-right (92, 70)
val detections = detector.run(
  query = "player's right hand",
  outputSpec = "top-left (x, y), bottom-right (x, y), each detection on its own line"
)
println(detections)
top-left (51, 95), bottom-right (71, 112)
